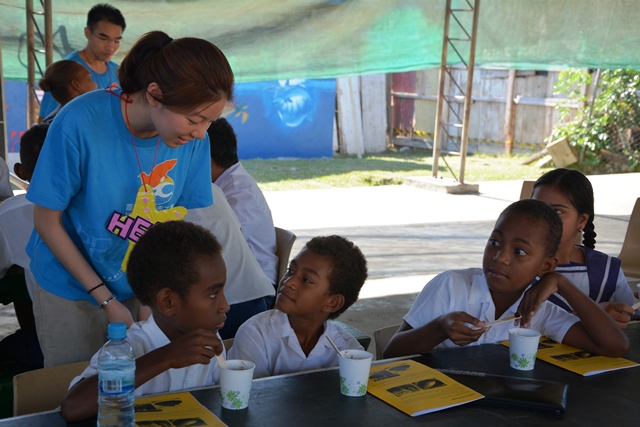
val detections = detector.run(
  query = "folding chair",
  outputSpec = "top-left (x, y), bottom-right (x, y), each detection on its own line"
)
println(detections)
top-left (373, 324), bottom-right (401, 360)
top-left (275, 227), bottom-right (297, 285)
top-left (13, 360), bottom-right (89, 416)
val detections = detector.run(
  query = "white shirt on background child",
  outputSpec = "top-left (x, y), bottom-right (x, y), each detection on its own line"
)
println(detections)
top-left (69, 314), bottom-right (225, 396)
top-left (404, 268), bottom-right (580, 350)
top-left (229, 309), bottom-right (363, 378)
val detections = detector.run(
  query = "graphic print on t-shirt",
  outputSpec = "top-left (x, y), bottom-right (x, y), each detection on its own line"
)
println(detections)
top-left (106, 159), bottom-right (187, 271)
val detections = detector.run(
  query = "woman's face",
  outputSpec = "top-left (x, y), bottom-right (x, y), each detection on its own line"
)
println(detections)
top-left (148, 90), bottom-right (227, 147)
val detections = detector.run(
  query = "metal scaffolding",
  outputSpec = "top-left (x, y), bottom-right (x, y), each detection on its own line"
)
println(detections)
top-left (26, 0), bottom-right (53, 126)
top-left (431, 0), bottom-right (480, 184)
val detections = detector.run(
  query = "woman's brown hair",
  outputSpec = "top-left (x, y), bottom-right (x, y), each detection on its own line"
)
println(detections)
top-left (38, 60), bottom-right (88, 105)
top-left (118, 31), bottom-right (234, 113)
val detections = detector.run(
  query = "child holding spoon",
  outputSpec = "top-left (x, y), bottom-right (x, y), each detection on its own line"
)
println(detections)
top-left (384, 200), bottom-right (628, 359)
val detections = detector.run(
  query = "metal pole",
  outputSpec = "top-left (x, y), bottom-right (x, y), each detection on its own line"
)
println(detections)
top-left (26, 0), bottom-right (36, 126)
top-left (44, 0), bottom-right (53, 66)
top-left (432, 0), bottom-right (452, 178)
top-left (458, 0), bottom-right (480, 184)
top-left (0, 39), bottom-right (7, 161)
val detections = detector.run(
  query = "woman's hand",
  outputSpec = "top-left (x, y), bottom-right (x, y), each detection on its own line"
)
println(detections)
top-left (103, 299), bottom-right (135, 327)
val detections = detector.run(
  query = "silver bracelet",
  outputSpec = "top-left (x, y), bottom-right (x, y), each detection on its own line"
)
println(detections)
top-left (99, 294), bottom-right (117, 309)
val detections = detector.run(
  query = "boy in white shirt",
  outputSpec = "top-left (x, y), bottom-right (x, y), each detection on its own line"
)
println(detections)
top-left (229, 235), bottom-right (368, 378)
top-left (384, 199), bottom-right (629, 359)
top-left (61, 221), bottom-right (230, 423)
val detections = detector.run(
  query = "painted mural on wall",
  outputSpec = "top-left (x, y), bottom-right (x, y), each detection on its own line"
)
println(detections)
top-left (4, 78), bottom-right (335, 161)
top-left (225, 79), bottom-right (335, 159)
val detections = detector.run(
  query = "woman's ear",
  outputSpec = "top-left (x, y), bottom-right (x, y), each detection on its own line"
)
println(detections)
top-left (146, 82), bottom-right (162, 107)
top-left (155, 288), bottom-right (176, 316)
top-left (323, 294), bottom-right (345, 315)
top-left (539, 255), bottom-right (559, 276)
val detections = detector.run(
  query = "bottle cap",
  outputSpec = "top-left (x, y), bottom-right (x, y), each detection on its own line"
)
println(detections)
top-left (107, 322), bottom-right (127, 340)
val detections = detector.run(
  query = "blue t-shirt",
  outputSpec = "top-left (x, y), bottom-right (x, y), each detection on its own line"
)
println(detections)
top-left (26, 89), bottom-right (213, 302)
top-left (38, 50), bottom-right (119, 119)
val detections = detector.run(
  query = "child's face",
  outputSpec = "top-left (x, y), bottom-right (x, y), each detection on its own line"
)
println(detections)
top-left (172, 253), bottom-right (229, 334)
top-left (275, 248), bottom-right (335, 317)
top-left (532, 184), bottom-right (588, 251)
top-left (482, 212), bottom-right (554, 295)
top-left (72, 68), bottom-right (97, 96)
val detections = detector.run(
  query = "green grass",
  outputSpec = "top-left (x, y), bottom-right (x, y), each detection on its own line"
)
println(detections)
top-left (243, 149), bottom-right (555, 191)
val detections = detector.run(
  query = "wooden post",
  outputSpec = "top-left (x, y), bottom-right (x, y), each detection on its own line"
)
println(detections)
top-left (503, 69), bottom-right (516, 155)
top-left (431, 0), bottom-right (452, 177)
top-left (458, 0), bottom-right (480, 184)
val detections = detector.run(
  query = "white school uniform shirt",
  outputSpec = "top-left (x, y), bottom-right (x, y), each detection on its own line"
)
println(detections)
top-left (229, 309), bottom-right (363, 378)
top-left (70, 314), bottom-right (225, 396)
top-left (0, 158), bottom-right (13, 200)
top-left (0, 194), bottom-right (39, 298)
top-left (186, 183), bottom-right (275, 305)
top-left (215, 163), bottom-right (278, 284)
top-left (404, 268), bottom-right (579, 350)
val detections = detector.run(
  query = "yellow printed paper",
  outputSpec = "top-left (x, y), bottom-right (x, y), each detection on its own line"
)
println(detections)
top-left (135, 392), bottom-right (227, 427)
top-left (502, 336), bottom-right (639, 376)
top-left (367, 360), bottom-right (483, 417)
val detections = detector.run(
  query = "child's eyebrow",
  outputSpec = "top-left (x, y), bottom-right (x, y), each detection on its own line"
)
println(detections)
top-left (513, 237), bottom-right (533, 247)
top-left (301, 266), bottom-right (321, 278)
top-left (205, 283), bottom-right (225, 292)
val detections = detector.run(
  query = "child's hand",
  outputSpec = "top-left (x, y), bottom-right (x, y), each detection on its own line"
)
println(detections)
top-left (104, 300), bottom-right (135, 327)
top-left (517, 272), bottom-right (564, 328)
top-left (438, 312), bottom-right (486, 346)
top-left (600, 302), bottom-right (634, 329)
top-left (161, 329), bottom-right (223, 370)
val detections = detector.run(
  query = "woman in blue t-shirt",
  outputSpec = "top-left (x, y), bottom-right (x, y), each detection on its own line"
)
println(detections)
top-left (27, 31), bottom-right (234, 367)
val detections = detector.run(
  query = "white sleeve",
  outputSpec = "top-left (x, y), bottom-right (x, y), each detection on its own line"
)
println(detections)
top-left (228, 321), bottom-right (272, 379)
top-left (403, 272), bottom-right (455, 329)
top-left (612, 267), bottom-right (635, 305)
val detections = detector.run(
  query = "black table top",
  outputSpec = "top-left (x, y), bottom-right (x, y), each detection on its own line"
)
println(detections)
top-left (3, 322), bottom-right (639, 427)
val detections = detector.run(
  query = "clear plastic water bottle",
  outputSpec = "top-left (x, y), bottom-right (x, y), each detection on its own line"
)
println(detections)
top-left (97, 322), bottom-right (136, 427)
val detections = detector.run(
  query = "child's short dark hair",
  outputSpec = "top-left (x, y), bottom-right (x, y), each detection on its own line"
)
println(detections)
top-left (500, 199), bottom-right (562, 257)
top-left (87, 3), bottom-right (126, 31)
top-left (127, 221), bottom-right (223, 306)
top-left (207, 118), bottom-right (239, 169)
top-left (20, 123), bottom-right (49, 179)
top-left (304, 235), bottom-right (368, 319)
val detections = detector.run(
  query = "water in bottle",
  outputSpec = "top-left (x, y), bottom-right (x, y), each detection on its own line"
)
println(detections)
top-left (97, 322), bottom-right (136, 427)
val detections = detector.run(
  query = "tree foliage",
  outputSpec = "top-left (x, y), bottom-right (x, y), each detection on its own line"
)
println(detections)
top-left (550, 69), bottom-right (640, 172)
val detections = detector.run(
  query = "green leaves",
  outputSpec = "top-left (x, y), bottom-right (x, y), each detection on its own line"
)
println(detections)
top-left (551, 68), bottom-right (640, 172)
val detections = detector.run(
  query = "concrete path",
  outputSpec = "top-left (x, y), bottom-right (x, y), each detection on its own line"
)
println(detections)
top-left (2, 173), bottom-right (639, 357)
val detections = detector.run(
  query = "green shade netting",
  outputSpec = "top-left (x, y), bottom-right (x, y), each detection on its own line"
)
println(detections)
top-left (1, 0), bottom-right (639, 83)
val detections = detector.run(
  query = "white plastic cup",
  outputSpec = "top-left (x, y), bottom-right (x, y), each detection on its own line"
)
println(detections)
top-left (508, 328), bottom-right (541, 371)
top-left (338, 350), bottom-right (373, 397)
top-left (220, 359), bottom-right (255, 410)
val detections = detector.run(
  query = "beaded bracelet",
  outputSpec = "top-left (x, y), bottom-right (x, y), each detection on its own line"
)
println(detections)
top-left (99, 294), bottom-right (117, 309)
top-left (87, 283), bottom-right (105, 294)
